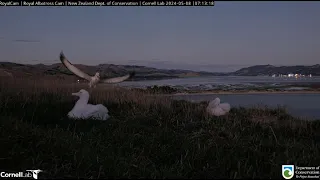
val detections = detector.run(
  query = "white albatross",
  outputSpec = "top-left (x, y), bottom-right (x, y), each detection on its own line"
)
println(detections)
top-left (67, 89), bottom-right (110, 120)
top-left (59, 51), bottom-right (135, 88)
top-left (206, 97), bottom-right (231, 116)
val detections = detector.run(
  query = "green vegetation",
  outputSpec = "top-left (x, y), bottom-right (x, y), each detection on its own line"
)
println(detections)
top-left (0, 78), bottom-right (319, 178)
top-left (137, 85), bottom-right (178, 94)
top-left (135, 85), bottom-right (320, 95)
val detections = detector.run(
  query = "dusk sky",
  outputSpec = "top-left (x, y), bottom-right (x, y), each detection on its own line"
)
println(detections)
top-left (0, 2), bottom-right (319, 72)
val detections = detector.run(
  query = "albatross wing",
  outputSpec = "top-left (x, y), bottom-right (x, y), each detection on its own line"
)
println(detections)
top-left (59, 51), bottom-right (92, 81)
top-left (101, 71), bottom-right (135, 84)
top-left (219, 103), bottom-right (231, 112)
top-left (86, 104), bottom-right (110, 120)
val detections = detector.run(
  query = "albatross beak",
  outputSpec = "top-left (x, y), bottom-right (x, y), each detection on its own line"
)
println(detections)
top-left (72, 92), bottom-right (80, 96)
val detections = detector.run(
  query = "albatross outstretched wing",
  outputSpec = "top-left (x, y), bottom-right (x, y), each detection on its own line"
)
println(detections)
top-left (101, 71), bottom-right (135, 84)
top-left (59, 51), bottom-right (92, 81)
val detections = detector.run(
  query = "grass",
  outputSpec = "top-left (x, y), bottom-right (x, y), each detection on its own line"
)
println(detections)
top-left (0, 78), bottom-right (319, 179)
top-left (135, 84), bottom-right (320, 95)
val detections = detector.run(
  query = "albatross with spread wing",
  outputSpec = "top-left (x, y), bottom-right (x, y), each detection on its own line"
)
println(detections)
top-left (59, 51), bottom-right (135, 88)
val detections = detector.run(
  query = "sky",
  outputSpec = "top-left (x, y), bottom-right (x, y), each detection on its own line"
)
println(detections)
top-left (0, 2), bottom-right (319, 72)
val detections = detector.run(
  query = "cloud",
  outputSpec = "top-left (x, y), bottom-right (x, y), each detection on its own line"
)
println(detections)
top-left (13, 39), bottom-right (40, 43)
top-left (0, 37), bottom-right (4, 40)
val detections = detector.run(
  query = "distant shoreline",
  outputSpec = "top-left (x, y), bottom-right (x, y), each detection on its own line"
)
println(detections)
top-left (151, 90), bottom-right (320, 96)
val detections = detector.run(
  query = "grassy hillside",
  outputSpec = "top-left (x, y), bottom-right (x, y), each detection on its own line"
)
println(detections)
top-left (233, 64), bottom-right (320, 76)
top-left (0, 78), bottom-right (319, 178)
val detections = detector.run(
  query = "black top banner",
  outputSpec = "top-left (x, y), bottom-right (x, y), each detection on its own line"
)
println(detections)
top-left (0, 0), bottom-right (215, 6)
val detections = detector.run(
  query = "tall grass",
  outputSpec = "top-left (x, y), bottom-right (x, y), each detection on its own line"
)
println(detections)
top-left (0, 78), bottom-right (319, 178)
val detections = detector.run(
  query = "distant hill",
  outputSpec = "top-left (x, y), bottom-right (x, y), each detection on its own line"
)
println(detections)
top-left (0, 62), bottom-right (219, 81)
top-left (0, 62), bottom-right (318, 80)
top-left (230, 64), bottom-right (320, 76)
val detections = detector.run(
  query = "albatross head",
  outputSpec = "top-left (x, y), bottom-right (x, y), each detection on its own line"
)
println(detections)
top-left (88, 72), bottom-right (101, 88)
top-left (94, 72), bottom-right (100, 79)
top-left (71, 89), bottom-right (90, 108)
top-left (72, 89), bottom-right (89, 99)
top-left (208, 97), bottom-right (220, 108)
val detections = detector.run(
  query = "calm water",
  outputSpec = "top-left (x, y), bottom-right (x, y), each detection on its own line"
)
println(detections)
top-left (171, 93), bottom-right (320, 120)
top-left (122, 76), bottom-right (320, 87)
top-left (120, 76), bottom-right (320, 120)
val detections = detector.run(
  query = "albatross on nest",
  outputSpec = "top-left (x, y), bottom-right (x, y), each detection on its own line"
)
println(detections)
top-left (59, 51), bottom-right (135, 88)
top-left (206, 97), bottom-right (231, 116)
top-left (68, 89), bottom-right (110, 120)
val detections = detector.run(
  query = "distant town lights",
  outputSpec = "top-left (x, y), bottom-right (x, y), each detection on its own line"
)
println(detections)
top-left (272, 73), bottom-right (312, 78)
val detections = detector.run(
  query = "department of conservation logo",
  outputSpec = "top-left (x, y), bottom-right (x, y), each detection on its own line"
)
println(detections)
top-left (282, 165), bottom-right (295, 179)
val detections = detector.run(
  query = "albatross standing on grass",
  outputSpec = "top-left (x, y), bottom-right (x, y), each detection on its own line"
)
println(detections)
top-left (206, 97), bottom-right (231, 116)
top-left (68, 89), bottom-right (110, 120)
top-left (59, 51), bottom-right (135, 88)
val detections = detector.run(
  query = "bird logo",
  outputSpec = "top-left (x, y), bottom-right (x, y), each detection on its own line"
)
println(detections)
top-left (26, 169), bottom-right (42, 179)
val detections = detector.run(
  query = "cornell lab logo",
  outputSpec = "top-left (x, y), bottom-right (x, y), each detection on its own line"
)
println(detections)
top-left (282, 165), bottom-right (294, 179)
top-left (0, 169), bottom-right (42, 179)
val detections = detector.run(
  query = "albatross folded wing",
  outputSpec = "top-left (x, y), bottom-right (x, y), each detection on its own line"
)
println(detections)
top-left (86, 104), bottom-right (110, 120)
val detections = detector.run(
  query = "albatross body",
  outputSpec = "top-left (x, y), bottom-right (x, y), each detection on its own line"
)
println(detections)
top-left (59, 51), bottom-right (135, 88)
top-left (206, 97), bottom-right (231, 116)
top-left (68, 89), bottom-right (110, 120)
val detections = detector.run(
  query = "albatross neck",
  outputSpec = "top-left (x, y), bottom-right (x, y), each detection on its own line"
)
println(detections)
top-left (75, 96), bottom-right (89, 107)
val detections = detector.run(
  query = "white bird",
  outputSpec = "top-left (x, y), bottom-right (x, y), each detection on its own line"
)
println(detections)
top-left (59, 51), bottom-right (135, 88)
top-left (206, 97), bottom-right (231, 116)
top-left (68, 89), bottom-right (110, 120)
